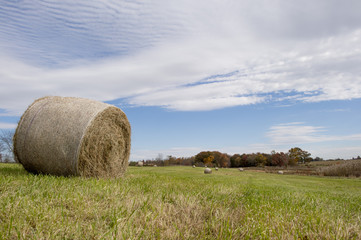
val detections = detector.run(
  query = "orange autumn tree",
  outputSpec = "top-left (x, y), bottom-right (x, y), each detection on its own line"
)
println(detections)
top-left (195, 151), bottom-right (230, 167)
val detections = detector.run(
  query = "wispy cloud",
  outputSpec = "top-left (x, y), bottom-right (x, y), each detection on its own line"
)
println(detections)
top-left (1, 1), bottom-right (361, 113)
top-left (266, 122), bottom-right (361, 145)
top-left (0, 122), bottom-right (17, 129)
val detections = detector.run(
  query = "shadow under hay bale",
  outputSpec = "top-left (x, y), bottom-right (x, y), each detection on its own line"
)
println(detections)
top-left (13, 96), bottom-right (131, 178)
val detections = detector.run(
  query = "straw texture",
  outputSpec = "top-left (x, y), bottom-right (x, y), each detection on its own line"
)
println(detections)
top-left (13, 96), bottom-right (131, 177)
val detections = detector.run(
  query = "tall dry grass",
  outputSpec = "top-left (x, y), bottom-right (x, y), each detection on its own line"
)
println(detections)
top-left (321, 159), bottom-right (361, 177)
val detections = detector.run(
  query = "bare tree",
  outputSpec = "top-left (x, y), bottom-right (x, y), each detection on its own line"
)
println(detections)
top-left (0, 139), bottom-right (5, 153)
top-left (0, 130), bottom-right (15, 162)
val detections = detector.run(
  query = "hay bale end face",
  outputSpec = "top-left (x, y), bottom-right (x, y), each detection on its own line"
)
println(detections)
top-left (13, 96), bottom-right (131, 178)
top-left (204, 168), bottom-right (212, 174)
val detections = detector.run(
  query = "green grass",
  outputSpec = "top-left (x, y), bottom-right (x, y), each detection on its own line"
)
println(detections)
top-left (0, 164), bottom-right (360, 239)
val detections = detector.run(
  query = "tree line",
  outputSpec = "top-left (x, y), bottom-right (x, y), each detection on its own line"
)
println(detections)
top-left (132, 147), bottom-right (324, 167)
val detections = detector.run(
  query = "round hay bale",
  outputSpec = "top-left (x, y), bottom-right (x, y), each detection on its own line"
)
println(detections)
top-left (204, 168), bottom-right (212, 174)
top-left (13, 96), bottom-right (131, 178)
top-left (137, 161), bottom-right (144, 167)
top-left (278, 170), bottom-right (284, 175)
top-left (238, 168), bottom-right (244, 172)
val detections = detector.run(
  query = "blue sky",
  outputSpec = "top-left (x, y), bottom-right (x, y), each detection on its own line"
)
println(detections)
top-left (1, 0), bottom-right (360, 160)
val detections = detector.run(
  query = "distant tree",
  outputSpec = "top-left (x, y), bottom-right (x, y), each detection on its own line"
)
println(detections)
top-left (240, 154), bottom-right (248, 166)
top-left (176, 157), bottom-right (192, 166)
top-left (195, 151), bottom-right (213, 164)
top-left (255, 153), bottom-right (267, 167)
top-left (0, 130), bottom-right (15, 162)
top-left (288, 147), bottom-right (311, 165)
top-left (204, 155), bottom-right (214, 166)
top-left (313, 157), bottom-right (323, 161)
top-left (0, 141), bottom-right (4, 159)
top-left (230, 154), bottom-right (241, 167)
top-left (212, 151), bottom-right (230, 167)
top-left (156, 153), bottom-right (164, 161)
top-left (271, 152), bottom-right (289, 166)
top-left (194, 151), bottom-right (229, 167)
top-left (220, 153), bottom-right (230, 167)
top-left (246, 153), bottom-right (257, 167)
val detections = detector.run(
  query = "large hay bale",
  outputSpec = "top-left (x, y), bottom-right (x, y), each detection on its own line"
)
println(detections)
top-left (13, 96), bottom-right (131, 178)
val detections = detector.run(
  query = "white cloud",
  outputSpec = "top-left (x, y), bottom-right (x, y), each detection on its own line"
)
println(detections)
top-left (1, 1), bottom-right (361, 113)
top-left (266, 122), bottom-right (361, 145)
top-left (0, 122), bottom-right (17, 129)
top-left (306, 146), bottom-right (361, 160)
top-left (266, 122), bottom-right (327, 145)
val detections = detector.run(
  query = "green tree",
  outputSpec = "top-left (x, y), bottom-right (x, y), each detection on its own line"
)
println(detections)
top-left (288, 147), bottom-right (311, 165)
top-left (230, 154), bottom-right (241, 167)
top-left (255, 153), bottom-right (267, 167)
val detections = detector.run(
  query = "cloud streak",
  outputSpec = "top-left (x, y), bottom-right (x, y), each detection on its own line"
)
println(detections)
top-left (266, 122), bottom-right (361, 145)
top-left (0, 122), bottom-right (17, 129)
top-left (1, 1), bottom-right (361, 113)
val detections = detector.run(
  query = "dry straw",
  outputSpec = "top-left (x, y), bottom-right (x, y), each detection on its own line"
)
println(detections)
top-left (13, 96), bottom-right (131, 178)
top-left (204, 168), bottom-right (212, 174)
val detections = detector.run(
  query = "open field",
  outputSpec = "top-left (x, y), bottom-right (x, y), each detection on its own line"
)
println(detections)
top-left (0, 163), bottom-right (361, 239)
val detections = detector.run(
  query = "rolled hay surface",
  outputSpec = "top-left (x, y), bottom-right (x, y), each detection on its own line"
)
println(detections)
top-left (204, 168), bottom-right (212, 174)
top-left (13, 96), bottom-right (131, 178)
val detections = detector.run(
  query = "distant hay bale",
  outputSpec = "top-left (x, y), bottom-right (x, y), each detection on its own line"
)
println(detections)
top-left (204, 168), bottom-right (212, 174)
top-left (238, 168), bottom-right (244, 172)
top-left (278, 170), bottom-right (284, 175)
top-left (13, 96), bottom-right (131, 178)
top-left (137, 161), bottom-right (144, 167)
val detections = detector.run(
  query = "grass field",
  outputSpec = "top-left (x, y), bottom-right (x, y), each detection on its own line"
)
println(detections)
top-left (0, 163), bottom-right (360, 239)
